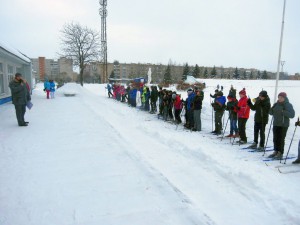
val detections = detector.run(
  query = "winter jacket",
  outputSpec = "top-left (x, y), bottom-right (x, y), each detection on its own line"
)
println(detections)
top-left (174, 95), bottom-right (183, 110)
top-left (236, 96), bottom-right (250, 119)
top-left (50, 81), bottom-right (55, 92)
top-left (269, 97), bottom-right (295, 127)
top-left (150, 89), bottom-right (158, 102)
top-left (106, 83), bottom-right (112, 91)
top-left (142, 87), bottom-right (147, 103)
top-left (226, 99), bottom-right (238, 120)
top-left (212, 96), bottom-right (226, 111)
top-left (192, 92), bottom-right (204, 110)
top-left (187, 92), bottom-right (196, 111)
top-left (9, 79), bottom-right (31, 105)
top-left (44, 81), bottom-right (50, 91)
top-left (248, 96), bottom-right (271, 124)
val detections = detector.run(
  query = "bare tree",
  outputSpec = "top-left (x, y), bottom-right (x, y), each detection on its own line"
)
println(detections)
top-left (59, 22), bottom-right (101, 86)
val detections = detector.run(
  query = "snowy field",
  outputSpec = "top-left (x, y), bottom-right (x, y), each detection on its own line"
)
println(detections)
top-left (1, 79), bottom-right (300, 225)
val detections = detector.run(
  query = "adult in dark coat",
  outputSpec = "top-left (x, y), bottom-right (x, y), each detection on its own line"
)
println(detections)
top-left (247, 90), bottom-right (271, 150)
top-left (192, 89), bottom-right (204, 131)
top-left (9, 73), bottom-right (31, 126)
top-left (268, 92), bottom-right (295, 159)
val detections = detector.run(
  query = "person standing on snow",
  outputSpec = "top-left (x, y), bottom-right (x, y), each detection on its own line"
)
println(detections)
top-left (44, 79), bottom-right (50, 99)
top-left (106, 83), bottom-right (113, 98)
top-left (225, 94), bottom-right (239, 138)
top-left (268, 92), bottom-right (295, 159)
top-left (247, 90), bottom-right (271, 150)
top-left (9, 73), bottom-right (31, 126)
top-left (192, 88), bottom-right (204, 131)
top-left (184, 88), bottom-right (195, 129)
top-left (211, 91), bottom-right (226, 135)
top-left (235, 88), bottom-right (250, 144)
top-left (49, 80), bottom-right (56, 99)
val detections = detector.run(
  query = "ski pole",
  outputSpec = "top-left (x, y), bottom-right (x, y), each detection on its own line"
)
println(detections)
top-left (263, 116), bottom-right (273, 156)
top-left (221, 111), bottom-right (230, 141)
top-left (211, 96), bottom-right (213, 132)
top-left (282, 117), bottom-right (299, 164)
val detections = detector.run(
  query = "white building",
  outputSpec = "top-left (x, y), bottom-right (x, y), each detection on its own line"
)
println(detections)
top-left (0, 42), bottom-right (32, 105)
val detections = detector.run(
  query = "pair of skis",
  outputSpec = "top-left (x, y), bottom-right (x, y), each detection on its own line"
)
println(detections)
top-left (266, 163), bottom-right (300, 174)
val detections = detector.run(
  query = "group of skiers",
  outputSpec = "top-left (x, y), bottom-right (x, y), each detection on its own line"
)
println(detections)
top-left (106, 82), bottom-right (300, 163)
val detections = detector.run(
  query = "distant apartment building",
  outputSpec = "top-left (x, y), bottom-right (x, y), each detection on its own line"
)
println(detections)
top-left (31, 57), bottom-right (74, 81)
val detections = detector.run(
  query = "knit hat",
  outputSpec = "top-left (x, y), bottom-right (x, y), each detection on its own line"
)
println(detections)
top-left (278, 92), bottom-right (287, 98)
top-left (239, 88), bottom-right (246, 96)
top-left (259, 90), bottom-right (268, 97)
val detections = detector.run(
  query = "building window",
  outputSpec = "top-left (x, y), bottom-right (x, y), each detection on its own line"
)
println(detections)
top-left (7, 65), bottom-right (14, 82)
top-left (0, 63), bottom-right (4, 94)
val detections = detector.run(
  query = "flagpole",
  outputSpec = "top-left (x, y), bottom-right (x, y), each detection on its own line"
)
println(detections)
top-left (274, 0), bottom-right (287, 103)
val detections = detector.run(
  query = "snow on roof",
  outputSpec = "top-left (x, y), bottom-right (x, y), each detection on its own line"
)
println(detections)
top-left (184, 75), bottom-right (200, 84)
top-left (0, 41), bottom-right (31, 63)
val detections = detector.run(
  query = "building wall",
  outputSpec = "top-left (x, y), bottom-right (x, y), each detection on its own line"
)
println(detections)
top-left (0, 45), bottom-right (32, 105)
top-left (31, 57), bottom-right (74, 81)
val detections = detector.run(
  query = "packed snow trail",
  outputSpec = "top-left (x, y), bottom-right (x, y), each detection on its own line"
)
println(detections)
top-left (1, 83), bottom-right (300, 225)
top-left (78, 84), bottom-right (300, 225)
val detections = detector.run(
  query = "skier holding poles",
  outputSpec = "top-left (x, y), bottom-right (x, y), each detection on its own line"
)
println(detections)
top-left (268, 92), bottom-right (295, 159)
top-left (225, 93), bottom-right (239, 138)
top-left (247, 90), bottom-right (271, 151)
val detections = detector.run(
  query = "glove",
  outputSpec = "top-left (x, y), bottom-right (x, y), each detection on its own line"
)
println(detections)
top-left (295, 121), bottom-right (300, 126)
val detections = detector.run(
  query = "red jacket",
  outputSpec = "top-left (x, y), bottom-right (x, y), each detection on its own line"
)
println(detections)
top-left (236, 96), bottom-right (250, 119)
top-left (174, 95), bottom-right (183, 110)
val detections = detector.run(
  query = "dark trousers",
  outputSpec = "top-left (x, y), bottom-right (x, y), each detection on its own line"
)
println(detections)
top-left (254, 122), bottom-right (267, 147)
top-left (108, 91), bottom-right (113, 98)
top-left (14, 104), bottom-right (26, 125)
top-left (175, 109), bottom-right (182, 123)
top-left (187, 109), bottom-right (194, 128)
top-left (215, 110), bottom-right (224, 132)
top-left (273, 126), bottom-right (288, 154)
top-left (151, 101), bottom-right (157, 113)
top-left (238, 118), bottom-right (248, 142)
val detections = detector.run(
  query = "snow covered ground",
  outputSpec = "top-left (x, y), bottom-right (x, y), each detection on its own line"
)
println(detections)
top-left (1, 79), bottom-right (300, 225)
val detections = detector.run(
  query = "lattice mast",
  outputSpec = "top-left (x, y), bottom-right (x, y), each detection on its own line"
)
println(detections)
top-left (99, 0), bottom-right (108, 83)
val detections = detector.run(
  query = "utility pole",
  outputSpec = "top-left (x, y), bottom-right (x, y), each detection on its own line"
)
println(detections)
top-left (274, 0), bottom-right (286, 103)
top-left (99, 0), bottom-right (108, 83)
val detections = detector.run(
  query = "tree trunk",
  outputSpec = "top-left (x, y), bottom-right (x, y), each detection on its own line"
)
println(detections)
top-left (80, 67), bottom-right (84, 86)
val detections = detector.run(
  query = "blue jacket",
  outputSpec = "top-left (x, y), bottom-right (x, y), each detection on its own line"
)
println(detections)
top-left (212, 96), bottom-right (226, 111)
top-left (50, 81), bottom-right (55, 92)
top-left (187, 92), bottom-right (196, 111)
top-left (106, 83), bottom-right (112, 91)
top-left (44, 81), bottom-right (50, 90)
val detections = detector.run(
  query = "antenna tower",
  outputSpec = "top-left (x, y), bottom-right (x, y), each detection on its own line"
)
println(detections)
top-left (99, 0), bottom-right (108, 83)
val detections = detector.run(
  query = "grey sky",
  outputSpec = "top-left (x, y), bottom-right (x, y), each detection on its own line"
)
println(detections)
top-left (1, 0), bottom-right (299, 74)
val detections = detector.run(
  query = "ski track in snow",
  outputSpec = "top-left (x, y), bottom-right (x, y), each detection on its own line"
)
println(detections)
top-left (79, 84), bottom-right (300, 225)
top-left (1, 81), bottom-right (300, 225)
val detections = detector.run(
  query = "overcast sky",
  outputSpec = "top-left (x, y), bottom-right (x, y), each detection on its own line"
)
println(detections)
top-left (1, 0), bottom-right (299, 74)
